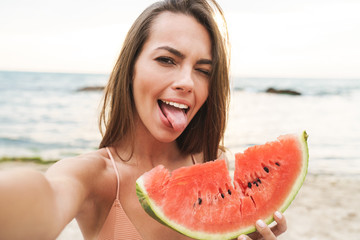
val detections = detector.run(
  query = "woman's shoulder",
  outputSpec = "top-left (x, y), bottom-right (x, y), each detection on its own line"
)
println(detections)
top-left (45, 148), bottom-right (114, 194)
top-left (47, 148), bottom-right (109, 175)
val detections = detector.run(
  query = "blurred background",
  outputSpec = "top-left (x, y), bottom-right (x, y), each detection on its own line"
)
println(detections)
top-left (1, 1), bottom-right (359, 239)
top-left (1, 0), bottom-right (359, 174)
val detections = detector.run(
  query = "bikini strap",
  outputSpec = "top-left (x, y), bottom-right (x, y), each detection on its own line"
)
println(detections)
top-left (106, 147), bottom-right (120, 200)
top-left (191, 154), bottom-right (196, 164)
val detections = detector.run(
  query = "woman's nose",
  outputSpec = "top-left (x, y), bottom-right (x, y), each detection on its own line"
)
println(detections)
top-left (172, 67), bottom-right (194, 93)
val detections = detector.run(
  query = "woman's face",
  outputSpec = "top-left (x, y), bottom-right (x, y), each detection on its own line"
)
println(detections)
top-left (132, 11), bottom-right (212, 143)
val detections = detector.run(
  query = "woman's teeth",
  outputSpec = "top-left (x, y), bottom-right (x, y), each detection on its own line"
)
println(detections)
top-left (162, 100), bottom-right (189, 110)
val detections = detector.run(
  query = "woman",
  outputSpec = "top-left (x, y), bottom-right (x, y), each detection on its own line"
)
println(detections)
top-left (0, 0), bottom-right (286, 239)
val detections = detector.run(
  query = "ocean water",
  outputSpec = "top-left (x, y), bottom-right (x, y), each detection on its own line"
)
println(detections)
top-left (1, 71), bottom-right (359, 176)
top-left (227, 77), bottom-right (360, 176)
top-left (0, 71), bottom-right (106, 159)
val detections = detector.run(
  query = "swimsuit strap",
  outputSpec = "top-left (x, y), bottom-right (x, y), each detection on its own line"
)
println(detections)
top-left (191, 154), bottom-right (196, 164)
top-left (106, 147), bottom-right (120, 200)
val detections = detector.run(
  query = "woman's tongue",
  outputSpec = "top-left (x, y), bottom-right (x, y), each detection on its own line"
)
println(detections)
top-left (160, 102), bottom-right (188, 132)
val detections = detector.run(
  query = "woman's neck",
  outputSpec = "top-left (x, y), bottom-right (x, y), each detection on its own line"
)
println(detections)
top-left (115, 119), bottom-right (185, 169)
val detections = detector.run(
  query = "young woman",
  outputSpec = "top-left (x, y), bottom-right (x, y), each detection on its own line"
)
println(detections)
top-left (0, 0), bottom-right (287, 239)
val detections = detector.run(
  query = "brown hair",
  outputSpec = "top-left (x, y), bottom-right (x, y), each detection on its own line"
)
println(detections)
top-left (99, 0), bottom-right (230, 162)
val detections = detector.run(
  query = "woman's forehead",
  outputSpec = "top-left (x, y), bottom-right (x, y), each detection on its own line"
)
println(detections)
top-left (144, 11), bottom-right (212, 59)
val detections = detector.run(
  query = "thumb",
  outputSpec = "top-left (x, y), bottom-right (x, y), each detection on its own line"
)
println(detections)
top-left (238, 234), bottom-right (251, 240)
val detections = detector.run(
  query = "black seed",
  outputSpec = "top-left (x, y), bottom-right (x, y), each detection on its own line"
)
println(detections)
top-left (257, 178), bottom-right (261, 184)
top-left (275, 162), bottom-right (280, 166)
top-left (248, 182), bottom-right (252, 188)
top-left (264, 167), bottom-right (270, 173)
top-left (253, 181), bottom-right (259, 187)
top-left (198, 198), bottom-right (202, 205)
top-left (221, 193), bottom-right (225, 198)
top-left (228, 189), bottom-right (232, 195)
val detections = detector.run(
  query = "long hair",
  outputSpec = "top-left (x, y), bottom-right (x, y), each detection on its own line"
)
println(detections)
top-left (99, 0), bottom-right (230, 162)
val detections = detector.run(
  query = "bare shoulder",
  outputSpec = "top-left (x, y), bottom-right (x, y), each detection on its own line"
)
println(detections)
top-left (46, 148), bottom-right (109, 181)
top-left (44, 149), bottom-right (113, 213)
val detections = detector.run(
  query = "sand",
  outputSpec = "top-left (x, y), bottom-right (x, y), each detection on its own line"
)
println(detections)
top-left (1, 162), bottom-right (359, 240)
top-left (279, 174), bottom-right (360, 240)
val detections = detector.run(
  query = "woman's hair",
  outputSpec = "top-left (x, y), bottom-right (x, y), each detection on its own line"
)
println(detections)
top-left (99, 0), bottom-right (230, 162)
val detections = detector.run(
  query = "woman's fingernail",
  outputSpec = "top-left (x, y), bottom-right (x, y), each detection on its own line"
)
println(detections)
top-left (239, 235), bottom-right (247, 240)
top-left (256, 219), bottom-right (266, 229)
top-left (275, 211), bottom-right (282, 219)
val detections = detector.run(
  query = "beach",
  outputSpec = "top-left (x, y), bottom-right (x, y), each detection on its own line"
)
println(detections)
top-left (281, 174), bottom-right (360, 240)
top-left (1, 72), bottom-right (360, 239)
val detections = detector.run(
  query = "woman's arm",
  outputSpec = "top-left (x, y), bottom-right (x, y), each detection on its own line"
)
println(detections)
top-left (0, 168), bottom-right (67, 239)
top-left (0, 156), bottom-right (96, 240)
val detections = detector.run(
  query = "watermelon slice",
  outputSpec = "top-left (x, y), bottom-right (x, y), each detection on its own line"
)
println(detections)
top-left (136, 131), bottom-right (309, 240)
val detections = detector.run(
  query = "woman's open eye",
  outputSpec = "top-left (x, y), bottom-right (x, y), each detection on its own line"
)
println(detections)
top-left (155, 56), bottom-right (175, 65)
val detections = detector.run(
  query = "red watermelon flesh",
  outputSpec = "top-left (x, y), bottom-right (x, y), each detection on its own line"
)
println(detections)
top-left (136, 132), bottom-right (309, 240)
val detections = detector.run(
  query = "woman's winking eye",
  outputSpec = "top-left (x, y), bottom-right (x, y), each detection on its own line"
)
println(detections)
top-left (196, 68), bottom-right (211, 76)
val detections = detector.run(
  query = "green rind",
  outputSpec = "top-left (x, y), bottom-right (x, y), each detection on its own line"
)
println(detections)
top-left (256, 131), bottom-right (309, 233)
top-left (136, 180), bottom-right (166, 225)
top-left (277, 131), bottom-right (309, 213)
top-left (136, 131), bottom-right (309, 240)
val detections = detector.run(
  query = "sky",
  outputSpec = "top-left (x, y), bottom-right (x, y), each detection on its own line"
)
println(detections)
top-left (1, 0), bottom-right (359, 78)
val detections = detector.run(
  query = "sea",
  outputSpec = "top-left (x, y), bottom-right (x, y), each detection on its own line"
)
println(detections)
top-left (1, 71), bottom-right (359, 176)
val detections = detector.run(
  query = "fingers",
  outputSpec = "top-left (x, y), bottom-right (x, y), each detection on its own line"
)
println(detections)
top-left (238, 219), bottom-right (276, 240)
top-left (237, 234), bottom-right (251, 240)
top-left (238, 212), bottom-right (287, 240)
top-left (255, 219), bottom-right (277, 240)
top-left (271, 211), bottom-right (287, 236)
top-left (241, 212), bottom-right (287, 240)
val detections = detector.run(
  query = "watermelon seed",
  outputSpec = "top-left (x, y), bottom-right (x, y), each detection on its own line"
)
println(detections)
top-left (275, 162), bottom-right (281, 166)
top-left (228, 189), bottom-right (232, 195)
top-left (198, 198), bottom-right (202, 205)
top-left (248, 182), bottom-right (252, 188)
top-left (263, 167), bottom-right (270, 173)
top-left (257, 178), bottom-right (261, 184)
top-left (253, 181), bottom-right (259, 187)
top-left (221, 193), bottom-right (225, 198)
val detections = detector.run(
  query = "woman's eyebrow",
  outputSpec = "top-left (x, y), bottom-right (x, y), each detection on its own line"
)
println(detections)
top-left (196, 59), bottom-right (212, 65)
top-left (156, 46), bottom-right (185, 58)
top-left (156, 46), bottom-right (212, 65)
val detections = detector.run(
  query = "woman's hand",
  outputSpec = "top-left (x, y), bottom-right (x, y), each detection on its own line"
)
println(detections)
top-left (237, 211), bottom-right (287, 240)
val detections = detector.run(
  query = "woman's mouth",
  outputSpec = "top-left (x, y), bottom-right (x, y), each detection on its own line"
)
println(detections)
top-left (158, 100), bottom-right (189, 131)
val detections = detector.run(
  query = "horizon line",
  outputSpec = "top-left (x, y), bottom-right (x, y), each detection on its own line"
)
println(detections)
top-left (1, 69), bottom-right (359, 80)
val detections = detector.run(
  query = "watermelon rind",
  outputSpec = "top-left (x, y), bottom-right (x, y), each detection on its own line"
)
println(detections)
top-left (277, 131), bottom-right (309, 212)
top-left (136, 131), bottom-right (309, 240)
top-left (254, 131), bottom-right (309, 230)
